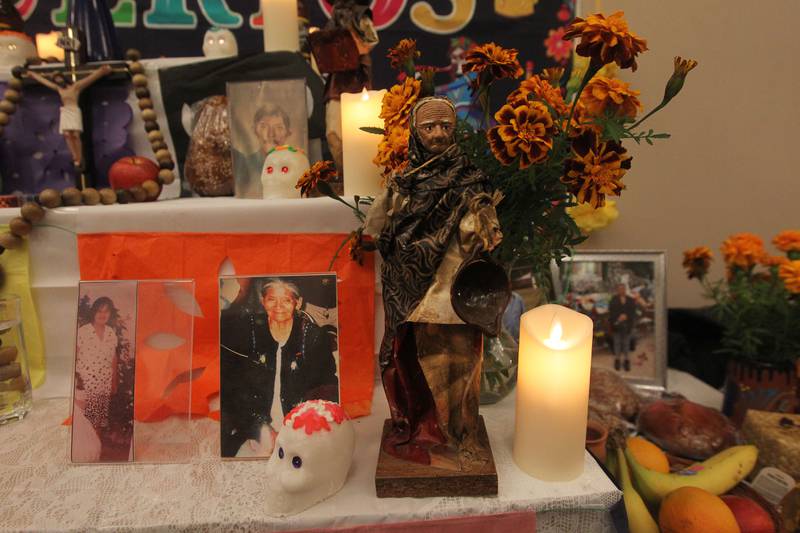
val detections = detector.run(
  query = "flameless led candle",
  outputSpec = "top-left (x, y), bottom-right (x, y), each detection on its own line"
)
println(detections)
top-left (36, 32), bottom-right (64, 61)
top-left (341, 88), bottom-right (386, 198)
top-left (513, 304), bottom-right (594, 481)
top-left (261, 0), bottom-right (300, 52)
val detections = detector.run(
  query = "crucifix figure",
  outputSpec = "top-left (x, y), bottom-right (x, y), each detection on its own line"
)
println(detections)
top-left (25, 64), bottom-right (112, 172)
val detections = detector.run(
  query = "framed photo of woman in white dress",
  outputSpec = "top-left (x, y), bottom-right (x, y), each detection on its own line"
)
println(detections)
top-left (71, 281), bottom-right (137, 463)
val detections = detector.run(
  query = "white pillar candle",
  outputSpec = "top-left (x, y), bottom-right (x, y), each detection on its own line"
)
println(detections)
top-left (36, 32), bottom-right (65, 61)
top-left (261, 0), bottom-right (299, 52)
top-left (341, 88), bottom-right (386, 198)
top-left (513, 303), bottom-right (594, 481)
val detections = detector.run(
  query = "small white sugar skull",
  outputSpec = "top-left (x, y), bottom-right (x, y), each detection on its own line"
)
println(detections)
top-left (0, 31), bottom-right (36, 67)
top-left (202, 27), bottom-right (238, 58)
top-left (264, 400), bottom-right (355, 516)
top-left (261, 145), bottom-right (310, 200)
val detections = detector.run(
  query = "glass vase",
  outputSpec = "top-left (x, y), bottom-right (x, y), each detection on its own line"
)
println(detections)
top-left (0, 295), bottom-right (33, 424)
top-left (480, 326), bottom-right (519, 404)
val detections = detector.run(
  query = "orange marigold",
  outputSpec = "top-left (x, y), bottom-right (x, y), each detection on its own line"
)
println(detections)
top-left (379, 77), bottom-right (421, 128)
top-left (487, 101), bottom-right (556, 169)
top-left (720, 233), bottom-right (766, 269)
top-left (761, 255), bottom-right (789, 268)
top-left (683, 246), bottom-right (713, 280)
top-left (507, 75), bottom-right (568, 115)
top-left (562, 130), bottom-right (631, 208)
top-left (463, 42), bottom-right (524, 86)
top-left (541, 67), bottom-right (565, 87)
top-left (387, 39), bottom-right (420, 71)
top-left (779, 260), bottom-right (800, 293)
top-left (773, 230), bottom-right (800, 253)
top-left (373, 125), bottom-right (410, 177)
top-left (296, 160), bottom-right (337, 197)
top-left (563, 11), bottom-right (648, 71)
top-left (580, 76), bottom-right (642, 119)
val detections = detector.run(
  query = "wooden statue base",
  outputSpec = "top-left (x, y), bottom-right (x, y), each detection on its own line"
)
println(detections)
top-left (375, 416), bottom-right (498, 498)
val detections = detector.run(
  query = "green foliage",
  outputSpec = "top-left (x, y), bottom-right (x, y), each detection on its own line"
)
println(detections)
top-left (704, 269), bottom-right (800, 366)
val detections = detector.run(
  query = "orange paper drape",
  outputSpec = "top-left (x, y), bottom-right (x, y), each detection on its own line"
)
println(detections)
top-left (77, 233), bottom-right (375, 420)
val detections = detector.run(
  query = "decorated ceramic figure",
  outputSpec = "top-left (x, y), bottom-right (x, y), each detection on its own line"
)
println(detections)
top-left (364, 96), bottom-right (507, 475)
top-left (308, 0), bottom-right (378, 172)
top-left (0, 30), bottom-right (35, 67)
top-left (202, 27), bottom-right (238, 58)
top-left (261, 145), bottom-right (309, 200)
top-left (25, 64), bottom-right (113, 170)
top-left (264, 400), bottom-right (355, 517)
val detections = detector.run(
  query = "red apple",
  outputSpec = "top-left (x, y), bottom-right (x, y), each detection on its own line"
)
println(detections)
top-left (108, 156), bottom-right (160, 199)
top-left (721, 495), bottom-right (775, 533)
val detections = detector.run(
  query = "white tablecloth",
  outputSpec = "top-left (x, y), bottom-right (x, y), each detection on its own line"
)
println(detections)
top-left (0, 386), bottom-right (621, 533)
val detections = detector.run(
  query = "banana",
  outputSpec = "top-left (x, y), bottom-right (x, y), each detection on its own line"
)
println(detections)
top-left (626, 444), bottom-right (758, 507)
top-left (617, 448), bottom-right (660, 533)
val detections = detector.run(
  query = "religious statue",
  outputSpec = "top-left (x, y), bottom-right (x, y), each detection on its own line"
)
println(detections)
top-left (364, 96), bottom-right (507, 481)
top-left (308, 0), bottom-right (378, 173)
top-left (26, 64), bottom-right (112, 171)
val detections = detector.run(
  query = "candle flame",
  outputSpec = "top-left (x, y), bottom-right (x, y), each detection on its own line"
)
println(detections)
top-left (361, 88), bottom-right (370, 101)
top-left (549, 319), bottom-right (563, 343)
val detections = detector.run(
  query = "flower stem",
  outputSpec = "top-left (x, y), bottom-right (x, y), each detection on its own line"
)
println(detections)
top-left (627, 101), bottom-right (667, 131)
top-left (327, 233), bottom-right (352, 271)
top-left (564, 60), bottom-right (602, 137)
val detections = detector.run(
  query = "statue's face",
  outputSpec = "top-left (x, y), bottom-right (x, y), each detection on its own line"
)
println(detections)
top-left (415, 101), bottom-right (456, 155)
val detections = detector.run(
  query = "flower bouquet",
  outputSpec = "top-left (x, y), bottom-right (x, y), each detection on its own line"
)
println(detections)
top-left (684, 232), bottom-right (800, 422)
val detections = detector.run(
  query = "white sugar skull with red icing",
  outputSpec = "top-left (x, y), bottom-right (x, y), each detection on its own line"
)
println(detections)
top-left (264, 399), bottom-right (355, 516)
top-left (260, 145), bottom-right (310, 200)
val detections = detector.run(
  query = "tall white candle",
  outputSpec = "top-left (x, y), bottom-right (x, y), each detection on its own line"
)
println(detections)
top-left (513, 304), bottom-right (594, 481)
top-left (261, 0), bottom-right (299, 52)
top-left (341, 88), bottom-right (386, 198)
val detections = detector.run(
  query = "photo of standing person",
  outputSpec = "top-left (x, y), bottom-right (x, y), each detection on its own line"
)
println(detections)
top-left (608, 282), bottom-right (640, 372)
top-left (71, 282), bottom-right (137, 463)
top-left (219, 274), bottom-right (339, 458)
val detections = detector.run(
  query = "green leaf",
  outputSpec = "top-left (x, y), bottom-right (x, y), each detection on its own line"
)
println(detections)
top-left (360, 126), bottom-right (385, 135)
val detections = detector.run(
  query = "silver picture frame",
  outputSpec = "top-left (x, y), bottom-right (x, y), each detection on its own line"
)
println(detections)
top-left (551, 250), bottom-right (667, 392)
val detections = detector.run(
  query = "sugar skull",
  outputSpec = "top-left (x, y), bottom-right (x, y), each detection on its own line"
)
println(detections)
top-left (260, 145), bottom-right (310, 200)
top-left (202, 27), bottom-right (238, 58)
top-left (264, 400), bottom-right (355, 516)
top-left (0, 31), bottom-right (36, 67)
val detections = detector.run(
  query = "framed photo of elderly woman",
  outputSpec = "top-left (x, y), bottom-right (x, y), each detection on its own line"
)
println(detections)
top-left (219, 273), bottom-right (340, 459)
top-left (71, 281), bottom-right (137, 463)
top-left (551, 251), bottom-right (667, 391)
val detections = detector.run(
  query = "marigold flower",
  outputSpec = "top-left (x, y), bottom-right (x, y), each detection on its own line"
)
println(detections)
top-left (761, 255), bottom-right (789, 268)
top-left (662, 56), bottom-right (698, 105)
top-left (541, 67), bottom-right (566, 87)
top-left (463, 42), bottom-right (524, 89)
top-left (487, 101), bottom-right (556, 169)
top-left (566, 199), bottom-right (619, 234)
top-left (773, 230), bottom-right (800, 253)
top-left (562, 130), bottom-right (631, 208)
top-left (563, 11), bottom-right (648, 71)
top-left (507, 75), bottom-right (568, 115)
top-left (683, 246), bottom-right (713, 280)
top-left (379, 77), bottom-right (421, 128)
top-left (720, 233), bottom-right (766, 270)
top-left (373, 125), bottom-right (410, 177)
top-left (296, 160), bottom-right (337, 197)
top-left (580, 76), bottom-right (642, 119)
top-left (387, 39), bottom-right (420, 71)
top-left (779, 260), bottom-right (800, 293)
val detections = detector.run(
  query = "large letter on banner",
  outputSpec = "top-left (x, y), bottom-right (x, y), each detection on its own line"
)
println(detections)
top-left (410, 0), bottom-right (475, 35)
top-left (144, 0), bottom-right (197, 28)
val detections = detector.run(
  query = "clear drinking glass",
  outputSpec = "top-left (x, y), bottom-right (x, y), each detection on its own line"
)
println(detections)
top-left (0, 295), bottom-right (33, 424)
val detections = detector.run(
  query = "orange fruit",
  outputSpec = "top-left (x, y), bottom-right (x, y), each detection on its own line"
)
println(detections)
top-left (659, 487), bottom-right (741, 533)
top-left (626, 436), bottom-right (670, 474)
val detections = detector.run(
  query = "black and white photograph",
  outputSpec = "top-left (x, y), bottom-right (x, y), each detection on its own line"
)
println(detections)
top-left (219, 274), bottom-right (339, 458)
top-left (71, 281), bottom-right (137, 463)
top-left (227, 79), bottom-right (309, 199)
top-left (553, 252), bottom-right (667, 390)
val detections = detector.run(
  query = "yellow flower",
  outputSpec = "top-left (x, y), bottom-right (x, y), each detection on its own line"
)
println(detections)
top-left (580, 76), bottom-right (642, 119)
top-left (567, 199), bottom-right (619, 234)
top-left (720, 233), bottom-right (766, 269)
top-left (507, 75), bottom-right (568, 115)
top-left (779, 260), bottom-right (800, 293)
top-left (562, 130), bottom-right (631, 208)
top-left (487, 101), bottom-right (556, 168)
top-left (379, 77), bottom-right (421, 129)
top-left (296, 160), bottom-right (337, 197)
top-left (682, 246), bottom-right (713, 280)
top-left (663, 56), bottom-right (698, 104)
top-left (773, 230), bottom-right (800, 253)
top-left (463, 42), bottom-right (524, 85)
top-left (387, 39), bottom-right (420, 71)
top-left (563, 11), bottom-right (648, 71)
